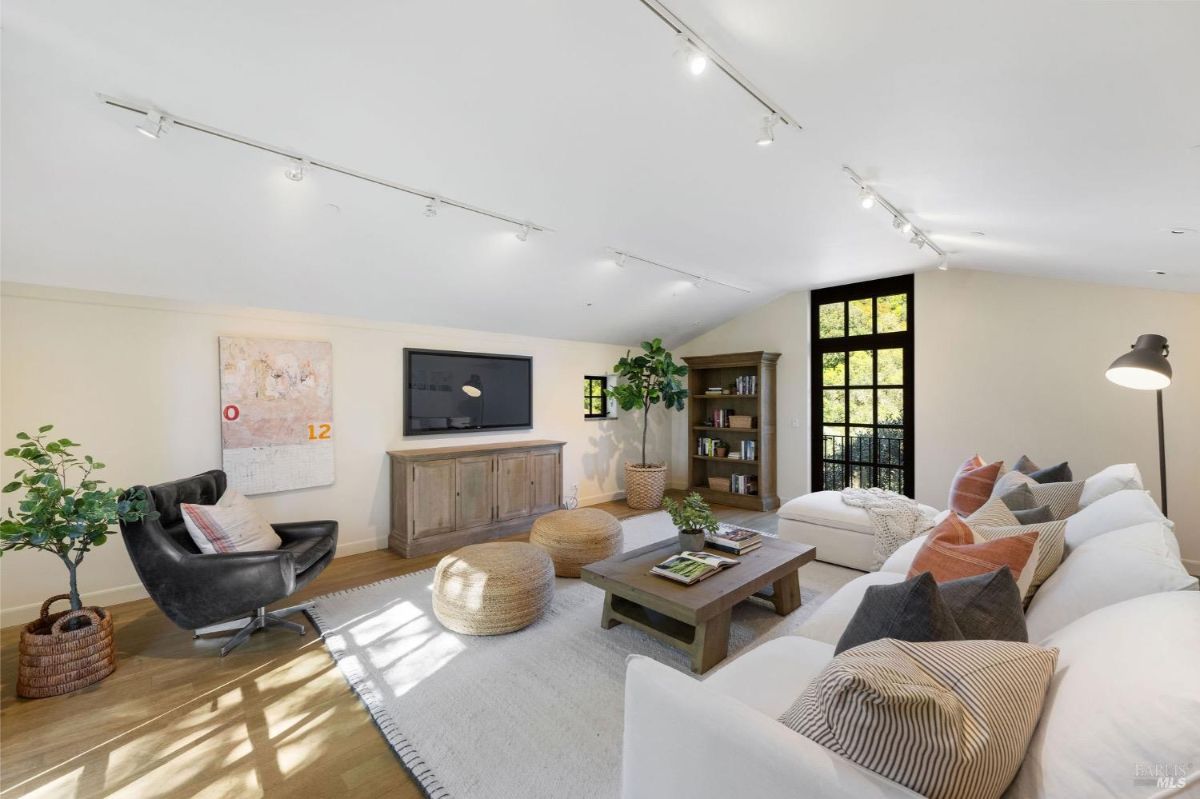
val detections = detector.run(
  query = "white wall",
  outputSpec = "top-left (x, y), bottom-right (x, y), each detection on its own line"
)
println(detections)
top-left (0, 283), bottom-right (667, 626)
top-left (672, 270), bottom-right (1200, 566)
top-left (671, 291), bottom-right (810, 500)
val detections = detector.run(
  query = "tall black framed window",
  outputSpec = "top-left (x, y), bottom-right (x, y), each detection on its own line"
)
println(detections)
top-left (584, 375), bottom-right (608, 419)
top-left (810, 274), bottom-right (914, 496)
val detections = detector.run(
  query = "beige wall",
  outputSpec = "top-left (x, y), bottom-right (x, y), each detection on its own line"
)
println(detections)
top-left (0, 283), bottom-right (667, 626)
top-left (671, 291), bottom-right (811, 500)
top-left (673, 269), bottom-right (1200, 566)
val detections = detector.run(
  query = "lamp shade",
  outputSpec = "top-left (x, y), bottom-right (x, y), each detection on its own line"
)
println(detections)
top-left (461, 374), bottom-right (483, 398)
top-left (1105, 334), bottom-right (1172, 391)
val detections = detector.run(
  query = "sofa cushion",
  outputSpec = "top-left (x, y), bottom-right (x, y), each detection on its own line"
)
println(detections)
top-left (797, 572), bottom-right (907, 645)
top-left (1027, 481), bottom-right (1084, 520)
top-left (704, 636), bottom-right (835, 717)
top-left (1011, 505), bottom-right (1054, 524)
top-left (835, 572), bottom-right (964, 654)
top-left (965, 497), bottom-right (1020, 527)
top-left (1005, 592), bottom-right (1200, 799)
top-left (880, 533), bottom-right (928, 574)
top-left (1024, 521), bottom-right (1197, 642)
top-left (781, 638), bottom-right (1058, 799)
top-left (991, 469), bottom-right (1036, 501)
top-left (776, 490), bottom-right (939, 535)
top-left (1079, 463), bottom-right (1143, 508)
top-left (1063, 489), bottom-right (1170, 553)
top-left (948, 456), bottom-right (1003, 516)
top-left (938, 568), bottom-right (1028, 641)
top-left (908, 514), bottom-right (1038, 600)
top-left (1011, 454), bottom-right (1039, 475)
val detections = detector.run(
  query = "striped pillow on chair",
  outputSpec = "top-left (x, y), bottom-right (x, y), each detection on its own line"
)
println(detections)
top-left (181, 488), bottom-right (282, 554)
top-left (780, 638), bottom-right (1058, 799)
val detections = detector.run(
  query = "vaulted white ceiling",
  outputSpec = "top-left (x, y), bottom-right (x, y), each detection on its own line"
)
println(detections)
top-left (3, 1), bottom-right (1198, 345)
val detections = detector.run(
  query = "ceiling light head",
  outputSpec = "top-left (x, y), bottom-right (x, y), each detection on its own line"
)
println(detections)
top-left (756, 113), bottom-right (779, 147)
top-left (937, 257), bottom-right (949, 271)
top-left (614, 252), bottom-right (627, 268)
top-left (136, 110), bottom-right (166, 139)
top-left (858, 187), bottom-right (876, 209)
top-left (284, 158), bottom-right (308, 182)
top-left (424, 197), bottom-right (441, 218)
top-left (910, 234), bottom-right (926, 249)
top-left (901, 220), bottom-right (914, 235)
top-left (1148, 269), bottom-right (1167, 276)
top-left (676, 33), bottom-right (708, 76)
top-left (516, 223), bottom-right (531, 242)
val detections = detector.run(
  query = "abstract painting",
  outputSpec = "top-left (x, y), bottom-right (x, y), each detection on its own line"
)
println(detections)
top-left (219, 336), bottom-right (334, 494)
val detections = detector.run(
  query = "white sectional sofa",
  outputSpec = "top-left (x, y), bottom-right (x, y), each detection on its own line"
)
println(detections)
top-left (623, 491), bottom-right (1199, 799)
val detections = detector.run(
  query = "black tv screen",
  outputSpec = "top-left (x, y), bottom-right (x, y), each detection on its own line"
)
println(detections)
top-left (404, 349), bottom-right (532, 435)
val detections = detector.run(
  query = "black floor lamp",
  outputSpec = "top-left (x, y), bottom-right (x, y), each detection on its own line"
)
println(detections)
top-left (1105, 334), bottom-right (1172, 515)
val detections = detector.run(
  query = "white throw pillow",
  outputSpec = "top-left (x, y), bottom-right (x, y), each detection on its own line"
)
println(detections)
top-left (1064, 489), bottom-right (1170, 553)
top-left (182, 488), bottom-right (282, 554)
top-left (1079, 463), bottom-right (1143, 508)
top-left (1024, 521), bottom-right (1196, 642)
top-left (1005, 592), bottom-right (1200, 799)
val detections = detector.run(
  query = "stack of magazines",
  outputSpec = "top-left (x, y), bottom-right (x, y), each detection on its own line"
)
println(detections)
top-left (704, 526), bottom-right (763, 555)
top-left (650, 551), bottom-right (740, 585)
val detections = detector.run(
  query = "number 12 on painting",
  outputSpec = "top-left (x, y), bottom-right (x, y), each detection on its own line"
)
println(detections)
top-left (307, 423), bottom-right (332, 440)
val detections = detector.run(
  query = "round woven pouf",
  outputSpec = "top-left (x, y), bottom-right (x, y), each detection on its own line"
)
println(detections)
top-left (530, 508), bottom-right (624, 578)
top-left (432, 542), bottom-right (555, 636)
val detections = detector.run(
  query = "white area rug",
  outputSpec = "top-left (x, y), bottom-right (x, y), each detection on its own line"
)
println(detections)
top-left (309, 511), bottom-right (858, 799)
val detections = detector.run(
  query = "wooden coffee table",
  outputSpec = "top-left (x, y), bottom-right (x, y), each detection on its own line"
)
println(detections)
top-left (581, 537), bottom-right (816, 674)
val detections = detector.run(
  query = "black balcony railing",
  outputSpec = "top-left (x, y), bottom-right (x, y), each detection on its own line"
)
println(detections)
top-left (821, 434), bottom-right (905, 494)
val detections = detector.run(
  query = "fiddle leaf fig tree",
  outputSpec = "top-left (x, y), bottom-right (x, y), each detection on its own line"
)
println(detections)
top-left (608, 338), bottom-right (689, 467)
top-left (1, 425), bottom-right (156, 625)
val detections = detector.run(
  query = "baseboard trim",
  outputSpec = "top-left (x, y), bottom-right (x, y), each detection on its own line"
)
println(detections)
top-left (579, 490), bottom-right (625, 506)
top-left (0, 535), bottom-right (385, 630)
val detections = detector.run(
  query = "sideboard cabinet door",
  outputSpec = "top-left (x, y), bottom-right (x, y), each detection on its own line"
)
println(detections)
top-left (411, 459), bottom-right (456, 538)
top-left (530, 449), bottom-right (560, 514)
top-left (496, 451), bottom-right (532, 520)
top-left (456, 455), bottom-right (495, 530)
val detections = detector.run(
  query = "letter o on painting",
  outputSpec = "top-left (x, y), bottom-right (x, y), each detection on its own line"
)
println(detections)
top-left (223, 404), bottom-right (240, 421)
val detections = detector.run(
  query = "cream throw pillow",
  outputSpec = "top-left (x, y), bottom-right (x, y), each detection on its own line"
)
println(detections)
top-left (973, 520), bottom-right (1066, 597)
top-left (181, 488), bottom-right (281, 554)
top-left (781, 638), bottom-right (1058, 799)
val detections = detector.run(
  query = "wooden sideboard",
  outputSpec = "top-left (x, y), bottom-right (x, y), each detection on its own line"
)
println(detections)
top-left (388, 439), bottom-right (565, 557)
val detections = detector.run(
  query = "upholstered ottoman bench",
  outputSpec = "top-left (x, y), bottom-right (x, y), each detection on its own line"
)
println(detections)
top-left (432, 542), bottom-right (555, 635)
top-left (530, 508), bottom-right (623, 577)
top-left (776, 491), bottom-right (941, 572)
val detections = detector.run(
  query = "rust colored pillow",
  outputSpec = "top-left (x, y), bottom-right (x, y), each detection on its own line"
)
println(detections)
top-left (909, 514), bottom-right (1039, 599)
top-left (948, 455), bottom-right (1003, 516)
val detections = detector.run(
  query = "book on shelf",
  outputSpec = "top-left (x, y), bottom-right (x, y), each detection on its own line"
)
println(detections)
top-left (650, 550), bottom-right (740, 585)
top-left (739, 440), bottom-right (757, 460)
top-left (705, 526), bottom-right (763, 553)
top-left (729, 473), bottom-right (759, 495)
top-left (733, 375), bottom-right (757, 395)
top-left (707, 408), bottom-right (736, 428)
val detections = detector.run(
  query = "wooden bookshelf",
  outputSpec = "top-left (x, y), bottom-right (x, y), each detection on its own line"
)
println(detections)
top-left (682, 351), bottom-right (781, 512)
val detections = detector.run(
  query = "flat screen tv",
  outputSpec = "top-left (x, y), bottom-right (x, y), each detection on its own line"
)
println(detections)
top-left (404, 348), bottom-right (532, 435)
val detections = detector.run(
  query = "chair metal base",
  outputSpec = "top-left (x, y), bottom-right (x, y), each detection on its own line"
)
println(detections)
top-left (193, 602), bottom-right (313, 657)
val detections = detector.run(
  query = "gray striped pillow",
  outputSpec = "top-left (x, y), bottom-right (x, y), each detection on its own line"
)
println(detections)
top-left (966, 498), bottom-right (1020, 528)
top-left (1029, 481), bottom-right (1084, 520)
top-left (780, 639), bottom-right (1058, 799)
top-left (974, 520), bottom-right (1067, 596)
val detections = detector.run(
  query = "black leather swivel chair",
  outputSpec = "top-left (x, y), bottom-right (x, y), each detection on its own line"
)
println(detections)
top-left (119, 469), bottom-right (338, 656)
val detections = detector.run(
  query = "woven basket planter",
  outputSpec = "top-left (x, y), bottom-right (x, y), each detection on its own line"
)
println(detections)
top-left (18, 594), bottom-right (116, 699)
top-left (625, 463), bottom-right (667, 510)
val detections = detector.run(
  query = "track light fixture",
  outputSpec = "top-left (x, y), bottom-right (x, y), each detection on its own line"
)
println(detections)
top-left (676, 33), bottom-right (708, 75)
top-left (424, 197), bottom-right (441, 218)
top-left (136, 110), bottom-right (167, 139)
top-left (756, 113), bottom-right (779, 147)
top-left (284, 158), bottom-right (308, 182)
top-left (843, 165), bottom-right (947, 267)
top-left (608, 249), bottom-right (748, 294)
top-left (516, 223), bottom-right (531, 242)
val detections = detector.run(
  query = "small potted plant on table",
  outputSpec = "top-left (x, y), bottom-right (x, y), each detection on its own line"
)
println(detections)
top-left (1, 425), bottom-right (155, 698)
top-left (662, 492), bottom-right (720, 552)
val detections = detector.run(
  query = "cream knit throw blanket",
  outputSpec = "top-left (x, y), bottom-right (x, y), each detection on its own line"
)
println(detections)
top-left (841, 487), bottom-right (936, 569)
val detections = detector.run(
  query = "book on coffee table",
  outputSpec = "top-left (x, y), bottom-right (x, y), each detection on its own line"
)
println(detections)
top-left (705, 526), bottom-right (763, 554)
top-left (650, 551), bottom-right (740, 585)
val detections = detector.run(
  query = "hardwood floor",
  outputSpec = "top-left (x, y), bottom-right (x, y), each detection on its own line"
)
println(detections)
top-left (0, 495), bottom-right (780, 799)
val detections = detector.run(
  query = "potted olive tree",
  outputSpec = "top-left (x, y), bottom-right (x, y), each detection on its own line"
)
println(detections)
top-left (662, 492), bottom-right (720, 552)
top-left (608, 338), bottom-right (688, 509)
top-left (1, 425), bottom-right (155, 698)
